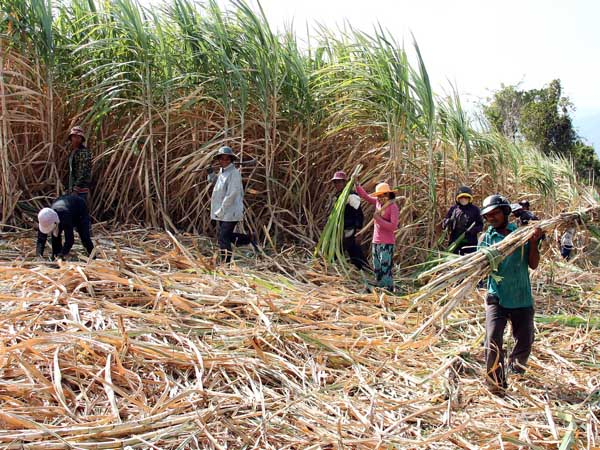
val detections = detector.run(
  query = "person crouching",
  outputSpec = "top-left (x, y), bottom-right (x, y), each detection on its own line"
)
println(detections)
top-left (37, 194), bottom-right (94, 260)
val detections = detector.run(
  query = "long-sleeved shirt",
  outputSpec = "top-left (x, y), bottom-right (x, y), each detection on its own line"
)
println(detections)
top-left (442, 203), bottom-right (483, 246)
top-left (68, 145), bottom-right (92, 192)
top-left (517, 210), bottom-right (539, 227)
top-left (329, 192), bottom-right (364, 231)
top-left (561, 228), bottom-right (575, 247)
top-left (209, 164), bottom-right (244, 222)
top-left (355, 185), bottom-right (399, 244)
top-left (36, 195), bottom-right (91, 258)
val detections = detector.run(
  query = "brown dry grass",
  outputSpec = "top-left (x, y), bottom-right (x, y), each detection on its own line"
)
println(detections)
top-left (0, 228), bottom-right (598, 448)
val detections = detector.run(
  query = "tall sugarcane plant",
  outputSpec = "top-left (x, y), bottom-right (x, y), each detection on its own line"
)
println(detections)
top-left (0, 0), bottom-right (589, 262)
top-left (315, 165), bottom-right (362, 270)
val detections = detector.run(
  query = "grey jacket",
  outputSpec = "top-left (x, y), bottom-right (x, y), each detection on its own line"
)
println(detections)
top-left (209, 164), bottom-right (244, 222)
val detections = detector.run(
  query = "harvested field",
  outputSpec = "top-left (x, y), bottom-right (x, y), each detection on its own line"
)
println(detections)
top-left (0, 229), bottom-right (598, 449)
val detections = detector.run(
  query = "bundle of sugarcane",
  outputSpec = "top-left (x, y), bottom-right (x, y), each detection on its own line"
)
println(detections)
top-left (314, 165), bottom-right (363, 269)
top-left (403, 205), bottom-right (600, 339)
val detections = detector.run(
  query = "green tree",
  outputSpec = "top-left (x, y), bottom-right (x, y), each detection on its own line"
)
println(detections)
top-left (484, 80), bottom-right (599, 183)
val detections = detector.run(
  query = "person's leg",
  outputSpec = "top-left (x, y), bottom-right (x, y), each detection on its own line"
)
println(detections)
top-left (76, 215), bottom-right (95, 256)
top-left (377, 244), bottom-right (394, 292)
top-left (343, 235), bottom-right (366, 270)
top-left (372, 244), bottom-right (382, 283)
top-left (508, 307), bottom-right (535, 374)
top-left (231, 228), bottom-right (259, 253)
top-left (561, 245), bottom-right (573, 260)
top-left (217, 221), bottom-right (236, 263)
top-left (485, 302), bottom-right (508, 389)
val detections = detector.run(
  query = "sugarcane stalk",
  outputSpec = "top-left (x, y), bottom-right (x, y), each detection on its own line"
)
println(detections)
top-left (314, 165), bottom-right (363, 271)
top-left (405, 205), bottom-right (600, 339)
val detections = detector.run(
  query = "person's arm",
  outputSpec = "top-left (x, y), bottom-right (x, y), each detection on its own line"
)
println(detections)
top-left (442, 206), bottom-right (455, 230)
top-left (207, 167), bottom-right (217, 185)
top-left (527, 227), bottom-right (543, 269)
top-left (58, 226), bottom-right (75, 257)
top-left (374, 203), bottom-right (399, 232)
top-left (36, 231), bottom-right (47, 257)
top-left (51, 233), bottom-right (62, 259)
top-left (355, 184), bottom-right (378, 205)
top-left (215, 171), bottom-right (242, 218)
top-left (469, 206), bottom-right (484, 235)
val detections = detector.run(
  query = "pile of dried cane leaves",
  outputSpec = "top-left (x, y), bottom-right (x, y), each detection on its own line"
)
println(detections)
top-left (0, 227), bottom-right (598, 449)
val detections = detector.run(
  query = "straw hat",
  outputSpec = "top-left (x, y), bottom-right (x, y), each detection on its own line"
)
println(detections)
top-left (68, 126), bottom-right (85, 141)
top-left (371, 182), bottom-right (395, 197)
top-left (330, 171), bottom-right (347, 182)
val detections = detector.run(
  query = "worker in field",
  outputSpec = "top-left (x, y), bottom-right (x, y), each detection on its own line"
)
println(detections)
top-left (559, 227), bottom-right (576, 260)
top-left (479, 194), bottom-right (543, 395)
top-left (355, 180), bottom-right (403, 292)
top-left (441, 186), bottom-right (483, 254)
top-left (207, 146), bottom-right (257, 263)
top-left (330, 170), bottom-right (367, 270)
top-left (67, 126), bottom-right (92, 203)
top-left (36, 194), bottom-right (94, 260)
top-left (512, 199), bottom-right (539, 226)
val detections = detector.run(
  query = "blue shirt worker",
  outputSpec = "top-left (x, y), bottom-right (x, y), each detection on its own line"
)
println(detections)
top-left (479, 194), bottom-right (543, 395)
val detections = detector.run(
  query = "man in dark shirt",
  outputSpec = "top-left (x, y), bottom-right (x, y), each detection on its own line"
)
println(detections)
top-left (331, 170), bottom-right (367, 270)
top-left (36, 195), bottom-right (94, 260)
top-left (67, 126), bottom-right (92, 202)
top-left (512, 200), bottom-right (539, 227)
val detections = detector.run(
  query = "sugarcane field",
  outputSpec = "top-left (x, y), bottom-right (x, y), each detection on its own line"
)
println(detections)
top-left (1, 0), bottom-right (600, 448)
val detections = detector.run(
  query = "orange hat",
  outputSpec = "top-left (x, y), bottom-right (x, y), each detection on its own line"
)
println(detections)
top-left (371, 182), bottom-right (395, 197)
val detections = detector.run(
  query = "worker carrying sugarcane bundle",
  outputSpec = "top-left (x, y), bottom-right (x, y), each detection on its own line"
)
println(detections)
top-left (36, 194), bottom-right (94, 260)
top-left (207, 146), bottom-right (258, 264)
top-left (329, 170), bottom-right (367, 271)
top-left (441, 186), bottom-right (483, 255)
top-left (479, 194), bottom-right (543, 396)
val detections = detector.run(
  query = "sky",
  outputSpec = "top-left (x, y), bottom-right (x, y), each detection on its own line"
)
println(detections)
top-left (237, 0), bottom-right (600, 150)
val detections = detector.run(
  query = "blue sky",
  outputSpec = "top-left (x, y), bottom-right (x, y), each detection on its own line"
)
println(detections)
top-left (241, 0), bottom-right (599, 150)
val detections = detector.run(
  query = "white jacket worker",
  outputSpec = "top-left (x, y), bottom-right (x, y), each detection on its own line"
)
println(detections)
top-left (207, 146), bottom-right (256, 263)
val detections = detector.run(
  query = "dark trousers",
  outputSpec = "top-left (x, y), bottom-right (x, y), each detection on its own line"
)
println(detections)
top-left (77, 215), bottom-right (95, 255)
top-left (485, 303), bottom-right (535, 388)
top-left (217, 221), bottom-right (252, 263)
top-left (561, 245), bottom-right (573, 260)
top-left (343, 235), bottom-right (367, 270)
